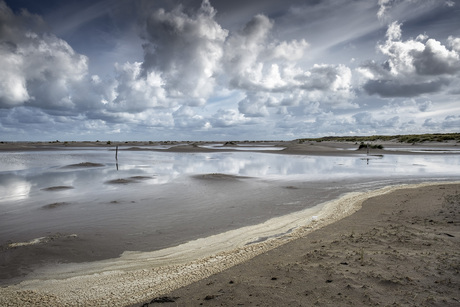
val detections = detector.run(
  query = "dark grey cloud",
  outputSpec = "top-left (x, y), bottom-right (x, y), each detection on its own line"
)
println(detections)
top-left (363, 79), bottom-right (450, 98)
top-left (359, 22), bottom-right (460, 98)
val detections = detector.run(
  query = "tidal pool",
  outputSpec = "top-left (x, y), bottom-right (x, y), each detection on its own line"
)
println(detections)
top-left (0, 148), bottom-right (459, 281)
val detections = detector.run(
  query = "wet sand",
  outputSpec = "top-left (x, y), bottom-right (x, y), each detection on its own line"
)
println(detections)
top-left (0, 182), bottom-right (459, 306)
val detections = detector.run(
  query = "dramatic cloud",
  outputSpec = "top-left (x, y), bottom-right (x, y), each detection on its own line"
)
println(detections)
top-left (224, 14), bottom-right (354, 117)
top-left (1, 0), bottom-right (459, 140)
top-left (359, 22), bottom-right (460, 98)
top-left (141, 0), bottom-right (228, 106)
top-left (0, 2), bottom-right (88, 109)
top-left (107, 62), bottom-right (168, 112)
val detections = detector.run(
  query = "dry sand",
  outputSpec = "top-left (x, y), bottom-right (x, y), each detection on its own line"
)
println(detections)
top-left (1, 182), bottom-right (459, 306)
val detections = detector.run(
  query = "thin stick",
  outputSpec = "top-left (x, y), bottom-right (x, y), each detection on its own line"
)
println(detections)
top-left (115, 145), bottom-right (119, 170)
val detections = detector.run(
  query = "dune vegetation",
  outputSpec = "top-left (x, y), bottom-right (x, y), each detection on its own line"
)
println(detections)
top-left (298, 133), bottom-right (460, 144)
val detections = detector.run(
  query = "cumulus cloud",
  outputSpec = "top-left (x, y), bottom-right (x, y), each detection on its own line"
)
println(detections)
top-left (448, 36), bottom-right (460, 51)
top-left (210, 109), bottom-right (250, 128)
top-left (1, 0), bottom-right (458, 140)
top-left (141, 0), bottom-right (228, 106)
top-left (359, 22), bottom-right (460, 98)
top-left (173, 106), bottom-right (208, 129)
top-left (238, 92), bottom-right (272, 117)
top-left (0, 0), bottom-right (355, 123)
top-left (0, 2), bottom-right (88, 108)
top-left (223, 13), bottom-right (354, 117)
top-left (106, 62), bottom-right (168, 112)
top-left (223, 14), bottom-right (313, 93)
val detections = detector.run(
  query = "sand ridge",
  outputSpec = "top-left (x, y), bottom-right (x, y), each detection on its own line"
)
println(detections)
top-left (1, 181), bottom-right (458, 306)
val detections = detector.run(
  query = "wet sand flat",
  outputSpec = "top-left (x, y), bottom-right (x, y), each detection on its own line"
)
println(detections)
top-left (0, 182), bottom-right (459, 306)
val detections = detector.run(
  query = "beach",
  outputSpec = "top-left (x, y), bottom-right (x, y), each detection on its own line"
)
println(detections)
top-left (143, 182), bottom-right (460, 307)
top-left (0, 141), bottom-right (459, 306)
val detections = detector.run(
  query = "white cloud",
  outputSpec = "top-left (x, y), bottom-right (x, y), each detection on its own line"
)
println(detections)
top-left (223, 14), bottom-right (314, 93)
top-left (172, 106), bottom-right (208, 129)
top-left (377, 0), bottom-right (394, 20)
top-left (0, 3), bottom-right (88, 108)
top-left (222, 13), bottom-right (354, 117)
top-left (108, 62), bottom-right (168, 112)
top-left (359, 22), bottom-right (460, 97)
top-left (268, 39), bottom-right (309, 61)
top-left (238, 92), bottom-right (271, 117)
top-left (447, 36), bottom-right (460, 52)
top-left (210, 109), bottom-right (250, 128)
top-left (141, 0), bottom-right (228, 105)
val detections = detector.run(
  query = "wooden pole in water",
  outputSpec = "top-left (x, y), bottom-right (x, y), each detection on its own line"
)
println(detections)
top-left (115, 145), bottom-right (119, 170)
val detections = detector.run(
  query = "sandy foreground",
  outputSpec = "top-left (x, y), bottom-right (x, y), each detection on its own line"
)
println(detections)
top-left (0, 181), bottom-right (459, 306)
top-left (137, 182), bottom-right (460, 307)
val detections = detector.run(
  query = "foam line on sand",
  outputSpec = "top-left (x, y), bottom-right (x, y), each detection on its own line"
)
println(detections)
top-left (1, 181), bottom-right (458, 306)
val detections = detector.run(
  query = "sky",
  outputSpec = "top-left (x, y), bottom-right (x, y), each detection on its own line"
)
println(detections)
top-left (0, 0), bottom-right (459, 141)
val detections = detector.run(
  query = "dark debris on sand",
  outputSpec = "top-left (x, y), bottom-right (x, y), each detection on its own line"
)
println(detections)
top-left (141, 296), bottom-right (178, 305)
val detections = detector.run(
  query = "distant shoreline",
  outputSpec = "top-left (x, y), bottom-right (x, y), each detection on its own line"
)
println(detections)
top-left (1, 138), bottom-right (459, 156)
top-left (1, 132), bottom-right (459, 146)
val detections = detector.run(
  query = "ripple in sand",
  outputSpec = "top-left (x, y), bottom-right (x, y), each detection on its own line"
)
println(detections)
top-left (63, 162), bottom-right (104, 168)
top-left (41, 186), bottom-right (74, 191)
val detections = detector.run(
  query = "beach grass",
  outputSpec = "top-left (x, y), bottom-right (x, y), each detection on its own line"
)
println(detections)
top-left (298, 132), bottom-right (460, 144)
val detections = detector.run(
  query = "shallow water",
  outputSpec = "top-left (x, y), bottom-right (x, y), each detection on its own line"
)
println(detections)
top-left (0, 149), bottom-right (459, 281)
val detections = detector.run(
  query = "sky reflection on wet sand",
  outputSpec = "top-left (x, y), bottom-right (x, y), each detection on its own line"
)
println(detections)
top-left (0, 149), bottom-right (459, 259)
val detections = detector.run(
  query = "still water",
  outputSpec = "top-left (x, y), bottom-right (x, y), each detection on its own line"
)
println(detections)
top-left (0, 149), bottom-right (459, 258)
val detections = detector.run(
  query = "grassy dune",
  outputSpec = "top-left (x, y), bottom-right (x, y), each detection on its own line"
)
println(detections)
top-left (298, 133), bottom-right (460, 144)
